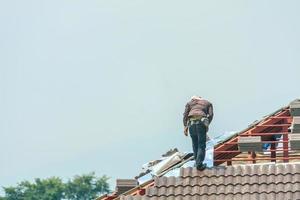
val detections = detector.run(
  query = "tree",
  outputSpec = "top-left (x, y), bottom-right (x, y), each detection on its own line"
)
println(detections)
top-left (1, 173), bottom-right (110, 200)
top-left (2, 177), bottom-right (64, 200)
top-left (65, 173), bottom-right (109, 200)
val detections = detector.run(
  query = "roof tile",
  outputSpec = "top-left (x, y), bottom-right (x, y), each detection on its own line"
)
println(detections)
top-left (123, 163), bottom-right (300, 200)
top-left (121, 192), bottom-right (300, 200)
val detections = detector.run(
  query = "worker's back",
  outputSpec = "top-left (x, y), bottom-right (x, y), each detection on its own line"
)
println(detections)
top-left (187, 98), bottom-right (212, 118)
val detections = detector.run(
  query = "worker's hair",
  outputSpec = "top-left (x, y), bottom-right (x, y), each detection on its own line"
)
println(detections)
top-left (191, 96), bottom-right (202, 100)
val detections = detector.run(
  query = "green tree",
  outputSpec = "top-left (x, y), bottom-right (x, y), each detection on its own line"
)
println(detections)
top-left (65, 173), bottom-right (109, 200)
top-left (2, 177), bottom-right (64, 200)
top-left (1, 173), bottom-right (110, 200)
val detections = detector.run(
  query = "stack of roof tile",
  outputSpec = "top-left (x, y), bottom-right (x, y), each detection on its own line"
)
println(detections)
top-left (290, 100), bottom-right (300, 150)
top-left (116, 179), bottom-right (138, 195)
top-left (289, 99), bottom-right (300, 150)
top-left (291, 117), bottom-right (300, 133)
top-left (238, 136), bottom-right (262, 152)
top-left (290, 134), bottom-right (300, 150)
top-left (290, 99), bottom-right (300, 116)
top-left (121, 163), bottom-right (300, 200)
top-left (290, 117), bottom-right (300, 150)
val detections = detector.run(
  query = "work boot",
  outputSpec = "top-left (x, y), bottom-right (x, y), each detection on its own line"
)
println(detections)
top-left (196, 163), bottom-right (207, 171)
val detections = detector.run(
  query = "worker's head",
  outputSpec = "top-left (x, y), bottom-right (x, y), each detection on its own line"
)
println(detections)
top-left (191, 96), bottom-right (202, 100)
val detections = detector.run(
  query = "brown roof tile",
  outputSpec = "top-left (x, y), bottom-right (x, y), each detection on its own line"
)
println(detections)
top-left (121, 163), bottom-right (300, 200)
top-left (121, 192), bottom-right (300, 200)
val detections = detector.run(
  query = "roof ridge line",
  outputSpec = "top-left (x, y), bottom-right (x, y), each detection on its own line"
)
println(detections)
top-left (153, 179), bottom-right (300, 188)
top-left (147, 190), bottom-right (300, 197)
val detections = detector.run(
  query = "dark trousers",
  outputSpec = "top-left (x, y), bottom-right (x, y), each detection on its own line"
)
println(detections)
top-left (189, 121), bottom-right (207, 167)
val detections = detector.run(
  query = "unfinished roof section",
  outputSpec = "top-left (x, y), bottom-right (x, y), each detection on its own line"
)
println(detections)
top-left (213, 101), bottom-right (300, 166)
top-left (121, 162), bottom-right (300, 200)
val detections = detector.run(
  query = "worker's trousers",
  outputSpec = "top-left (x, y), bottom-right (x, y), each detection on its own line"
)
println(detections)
top-left (189, 121), bottom-right (207, 167)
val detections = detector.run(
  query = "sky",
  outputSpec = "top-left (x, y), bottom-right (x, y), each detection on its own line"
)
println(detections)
top-left (1, 0), bottom-right (300, 192)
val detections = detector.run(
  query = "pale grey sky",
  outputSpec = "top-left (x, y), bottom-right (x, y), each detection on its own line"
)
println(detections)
top-left (1, 0), bottom-right (300, 191)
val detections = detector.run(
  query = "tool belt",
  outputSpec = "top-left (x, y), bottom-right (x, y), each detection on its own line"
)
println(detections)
top-left (189, 116), bottom-right (203, 121)
top-left (189, 116), bottom-right (209, 127)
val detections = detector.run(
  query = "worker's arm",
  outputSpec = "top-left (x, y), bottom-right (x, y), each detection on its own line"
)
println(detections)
top-left (208, 103), bottom-right (214, 124)
top-left (183, 102), bottom-right (191, 127)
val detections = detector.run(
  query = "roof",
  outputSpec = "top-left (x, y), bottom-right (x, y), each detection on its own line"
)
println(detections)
top-left (97, 99), bottom-right (300, 200)
top-left (121, 162), bottom-right (300, 200)
top-left (213, 103), bottom-right (299, 165)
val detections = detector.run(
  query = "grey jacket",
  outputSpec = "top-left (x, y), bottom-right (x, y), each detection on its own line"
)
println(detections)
top-left (183, 98), bottom-right (214, 126)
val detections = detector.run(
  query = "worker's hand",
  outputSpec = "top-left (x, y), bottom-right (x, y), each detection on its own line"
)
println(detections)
top-left (184, 126), bottom-right (188, 136)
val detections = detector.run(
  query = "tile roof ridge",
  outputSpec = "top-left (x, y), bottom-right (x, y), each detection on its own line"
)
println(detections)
top-left (179, 162), bottom-right (300, 178)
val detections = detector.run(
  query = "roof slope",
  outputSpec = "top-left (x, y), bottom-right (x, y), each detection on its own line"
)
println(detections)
top-left (122, 162), bottom-right (300, 200)
top-left (98, 99), bottom-right (300, 200)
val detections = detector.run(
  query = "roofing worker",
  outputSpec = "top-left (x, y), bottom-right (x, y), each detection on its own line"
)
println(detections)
top-left (183, 96), bottom-right (214, 170)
